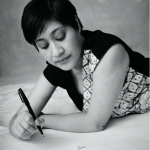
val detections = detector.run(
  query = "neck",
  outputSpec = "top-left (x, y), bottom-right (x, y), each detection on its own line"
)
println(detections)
top-left (73, 46), bottom-right (84, 73)
top-left (72, 32), bottom-right (84, 73)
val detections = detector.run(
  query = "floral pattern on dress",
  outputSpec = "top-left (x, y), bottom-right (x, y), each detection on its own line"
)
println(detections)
top-left (111, 67), bottom-right (150, 118)
top-left (82, 49), bottom-right (93, 112)
top-left (82, 49), bottom-right (150, 117)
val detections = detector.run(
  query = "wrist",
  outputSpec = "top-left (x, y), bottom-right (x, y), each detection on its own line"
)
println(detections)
top-left (37, 112), bottom-right (45, 128)
top-left (37, 112), bottom-right (44, 117)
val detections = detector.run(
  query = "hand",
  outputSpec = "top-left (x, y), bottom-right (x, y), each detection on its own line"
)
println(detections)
top-left (11, 110), bottom-right (38, 140)
top-left (35, 117), bottom-right (45, 128)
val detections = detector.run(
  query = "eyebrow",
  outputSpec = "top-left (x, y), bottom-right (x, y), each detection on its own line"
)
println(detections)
top-left (36, 26), bottom-right (65, 43)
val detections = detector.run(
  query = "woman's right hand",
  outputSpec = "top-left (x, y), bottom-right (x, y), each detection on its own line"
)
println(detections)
top-left (10, 110), bottom-right (38, 140)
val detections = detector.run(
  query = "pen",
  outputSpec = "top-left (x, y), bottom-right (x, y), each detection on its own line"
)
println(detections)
top-left (18, 88), bottom-right (44, 137)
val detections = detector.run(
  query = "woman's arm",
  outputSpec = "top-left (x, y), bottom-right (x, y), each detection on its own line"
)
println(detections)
top-left (37, 44), bottom-right (130, 133)
top-left (16, 74), bottom-right (57, 116)
top-left (9, 73), bottom-right (57, 139)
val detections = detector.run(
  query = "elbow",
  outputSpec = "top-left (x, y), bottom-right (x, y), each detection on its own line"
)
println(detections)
top-left (92, 124), bottom-right (105, 132)
top-left (88, 122), bottom-right (105, 132)
top-left (85, 114), bottom-right (105, 132)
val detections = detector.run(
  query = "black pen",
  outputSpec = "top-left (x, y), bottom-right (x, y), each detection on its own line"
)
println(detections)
top-left (18, 88), bottom-right (44, 137)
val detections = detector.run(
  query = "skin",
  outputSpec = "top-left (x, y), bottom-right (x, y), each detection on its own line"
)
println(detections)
top-left (9, 20), bottom-right (84, 140)
top-left (9, 20), bottom-right (130, 140)
top-left (36, 20), bottom-right (83, 72)
top-left (36, 20), bottom-right (84, 94)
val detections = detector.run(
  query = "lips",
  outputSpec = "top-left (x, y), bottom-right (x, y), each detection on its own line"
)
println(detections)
top-left (55, 55), bottom-right (70, 63)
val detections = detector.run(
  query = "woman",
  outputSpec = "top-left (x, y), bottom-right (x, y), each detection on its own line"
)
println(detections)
top-left (9, 0), bottom-right (149, 140)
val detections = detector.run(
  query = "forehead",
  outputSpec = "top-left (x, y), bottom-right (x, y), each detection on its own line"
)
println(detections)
top-left (36, 20), bottom-right (65, 39)
top-left (43, 20), bottom-right (63, 34)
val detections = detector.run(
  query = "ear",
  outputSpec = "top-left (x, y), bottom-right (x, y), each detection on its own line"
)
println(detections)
top-left (74, 15), bottom-right (81, 33)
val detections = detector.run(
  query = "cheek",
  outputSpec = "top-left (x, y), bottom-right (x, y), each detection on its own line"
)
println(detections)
top-left (73, 39), bottom-right (82, 58)
top-left (39, 50), bottom-right (52, 62)
top-left (66, 30), bottom-right (80, 47)
top-left (68, 34), bottom-right (82, 54)
top-left (39, 51), bottom-right (47, 59)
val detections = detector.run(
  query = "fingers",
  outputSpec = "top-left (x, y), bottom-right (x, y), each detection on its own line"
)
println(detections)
top-left (14, 122), bottom-right (32, 140)
top-left (35, 117), bottom-right (45, 128)
top-left (12, 112), bottom-right (38, 140)
top-left (21, 119), bottom-right (38, 134)
top-left (24, 114), bottom-right (37, 129)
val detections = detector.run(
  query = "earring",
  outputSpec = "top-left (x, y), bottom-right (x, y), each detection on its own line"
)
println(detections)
top-left (78, 28), bottom-right (81, 33)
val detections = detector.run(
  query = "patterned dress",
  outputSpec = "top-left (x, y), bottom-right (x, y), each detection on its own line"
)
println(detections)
top-left (44, 30), bottom-right (150, 118)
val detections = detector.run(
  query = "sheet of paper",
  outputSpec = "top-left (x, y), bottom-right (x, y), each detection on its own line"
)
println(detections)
top-left (0, 113), bottom-right (149, 150)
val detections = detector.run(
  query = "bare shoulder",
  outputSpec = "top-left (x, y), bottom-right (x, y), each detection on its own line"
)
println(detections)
top-left (94, 43), bottom-right (130, 77)
top-left (108, 43), bottom-right (130, 63)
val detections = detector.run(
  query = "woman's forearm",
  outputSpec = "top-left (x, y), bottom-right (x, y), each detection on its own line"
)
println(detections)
top-left (40, 112), bottom-right (103, 133)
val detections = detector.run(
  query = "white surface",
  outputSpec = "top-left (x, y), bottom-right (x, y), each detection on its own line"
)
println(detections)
top-left (0, 83), bottom-right (149, 150)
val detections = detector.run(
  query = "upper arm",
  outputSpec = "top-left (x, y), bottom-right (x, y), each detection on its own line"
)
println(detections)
top-left (87, 44), bottom-right (130, 129)
top-left (16, 73), bottom-right (57, 116)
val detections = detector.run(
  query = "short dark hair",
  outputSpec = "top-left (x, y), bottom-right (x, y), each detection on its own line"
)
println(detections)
top-left (21, 0), bottom-right (83, 45)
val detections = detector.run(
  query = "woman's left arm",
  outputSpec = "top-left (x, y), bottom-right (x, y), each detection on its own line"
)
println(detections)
top-left (37, 44), bottom-right (130, 132)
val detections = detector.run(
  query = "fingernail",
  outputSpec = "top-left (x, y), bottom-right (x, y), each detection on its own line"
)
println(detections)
top-left (41, 118), bottom-right (44, 123)
top-left (35, 120), bottom-right (38, 124)
top-left (35, 120), bottom-right (39, 126)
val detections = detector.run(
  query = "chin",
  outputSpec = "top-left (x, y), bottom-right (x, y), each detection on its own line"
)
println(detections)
top-left (57, 62), bottom-right (75, 71)
top-left (59, 65), bottom-right (73, 71)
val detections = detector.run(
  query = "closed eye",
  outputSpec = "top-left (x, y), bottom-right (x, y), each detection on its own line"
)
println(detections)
top-left (36, 40), bottom-right (49, 50)
top-left (56, 33), bottom-right (66, 41)
top-left (41, 45), bottom-right (49, 49)
top-left (40, 44), bottom-right (49, 50)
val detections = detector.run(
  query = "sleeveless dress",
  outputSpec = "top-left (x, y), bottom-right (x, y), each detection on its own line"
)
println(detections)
top-left (44, 30), bottom-right (150, 118)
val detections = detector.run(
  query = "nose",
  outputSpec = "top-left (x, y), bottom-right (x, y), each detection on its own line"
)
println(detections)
top-left (51, 42), bottom-right (64, 57)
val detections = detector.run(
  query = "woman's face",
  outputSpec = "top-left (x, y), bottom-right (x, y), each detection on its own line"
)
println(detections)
top-left (35, 20), bottom-right (83, 71)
